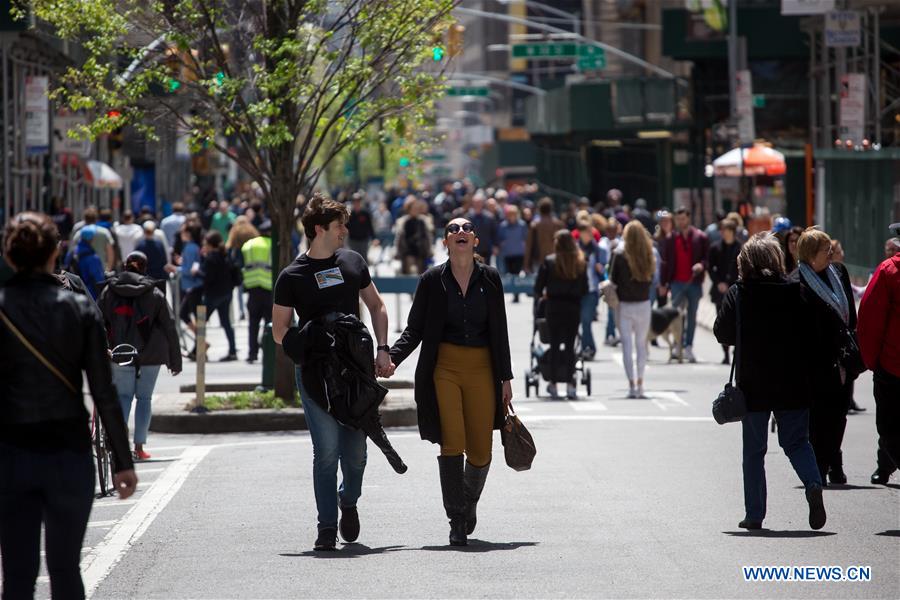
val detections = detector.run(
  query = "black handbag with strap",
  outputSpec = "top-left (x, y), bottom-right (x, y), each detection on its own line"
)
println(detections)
top-left (712, 290), bottom-right (747, 425)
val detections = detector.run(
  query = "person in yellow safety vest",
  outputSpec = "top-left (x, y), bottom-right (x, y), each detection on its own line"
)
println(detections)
top-left (240, 219), bottom-right (273, 363)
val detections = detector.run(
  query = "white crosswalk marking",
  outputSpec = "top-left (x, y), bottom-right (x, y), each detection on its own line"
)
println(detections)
top-left (568, 400), bottom-right (608, 411)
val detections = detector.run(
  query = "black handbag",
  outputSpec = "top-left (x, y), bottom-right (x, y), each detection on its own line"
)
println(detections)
top-left (500, 402), bottom-right (536, 471)
top-left (712, 290), bottom-right (747, 425)
top-left (838, 326), bottom-right (866, 381)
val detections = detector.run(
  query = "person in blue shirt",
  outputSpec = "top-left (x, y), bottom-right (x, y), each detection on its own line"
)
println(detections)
top-left (173, 222), bottom-right (204, 360)
top-left (497, 205), bottom-right (528, 302)
top-left (64, 225), bottom-right (105, 299)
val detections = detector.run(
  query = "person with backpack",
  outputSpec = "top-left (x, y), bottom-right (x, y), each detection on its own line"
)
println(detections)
top-left (98, 252), bottom-right (182, 460)
top-left (196, 230), bottom-right (239, 361)
top-left (65, 224), bottom-right (105, 299)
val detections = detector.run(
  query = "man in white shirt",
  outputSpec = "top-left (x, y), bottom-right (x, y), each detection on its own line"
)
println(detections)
top-left (114, 211), bottom-right (144, 260)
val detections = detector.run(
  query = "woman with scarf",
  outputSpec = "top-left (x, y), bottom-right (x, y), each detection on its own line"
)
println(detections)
top-left (791, 228), bottom-right (858, 485)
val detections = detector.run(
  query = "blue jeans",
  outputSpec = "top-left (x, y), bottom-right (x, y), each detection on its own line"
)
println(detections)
top-left (580, 291), bottom-right (599, 352)
top-left (205, 294), bottom-right (237, 355)
top-left (741, 410), bottom-right (822, 522)
top-left (112, 364), bottom-right (161, 445)
top-left (605, 306), bottom-right (617, 340)
top-left (296, 370), bottom-right (367, 531)
top-left (670, 281), bottom-right (702, 347)
top-left (0, 444), bottom-right (94, 599)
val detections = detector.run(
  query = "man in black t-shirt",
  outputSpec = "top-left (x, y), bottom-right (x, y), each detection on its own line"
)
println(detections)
top-left (273, 193), bottom-right (393, 552)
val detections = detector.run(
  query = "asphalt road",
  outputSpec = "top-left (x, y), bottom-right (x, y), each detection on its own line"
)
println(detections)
top-left (16, 248), bottom-right (900, 599)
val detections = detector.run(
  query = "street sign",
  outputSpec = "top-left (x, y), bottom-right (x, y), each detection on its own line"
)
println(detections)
top-left (446, 86), bottom-right (489, 97)
top-left (578, 45), bottom-right (604, 58)
top-left (752, 94), bottom-right (766, 108)
top-left (511, 42), bottom-right (577, 59)
top-left (825, 10), bottom-right (860, 48)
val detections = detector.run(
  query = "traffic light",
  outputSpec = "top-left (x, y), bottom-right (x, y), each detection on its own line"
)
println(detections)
top-left (399, 157), bottom-right (411, 168)
top-left (432, 46), bottom-right (445, 61)
top-left (448, 23), bottom-right (465, 57)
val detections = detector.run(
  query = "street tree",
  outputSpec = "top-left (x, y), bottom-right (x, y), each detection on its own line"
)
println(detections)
top-left (23, 0), bottom-right (459, 399)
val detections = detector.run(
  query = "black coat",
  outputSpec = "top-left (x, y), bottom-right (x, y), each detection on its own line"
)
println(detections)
top-left (714, 279), bottom-right (816, 412)
top-left (708, 240), bottom-right (741, 304)
top-left (389, 261), bottom-right (513, 445)
top-left (282, 312), bottom-right (406, 473)
top-left (789, 262), bottom-right (858, 395)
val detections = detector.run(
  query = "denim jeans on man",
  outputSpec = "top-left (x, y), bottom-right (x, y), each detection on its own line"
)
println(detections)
top-left (669, 281), bottom-right (702, 347)
top-left (580, 291), bottom-right (599, 352)
top-left (112, 364), bottom-right (161, 445)
top-left (0, 443), bottom-right (94, 600)
top-left (296, 370), bottom-right (367, 531)
top-left (741, 410), bottom-right (822, 522)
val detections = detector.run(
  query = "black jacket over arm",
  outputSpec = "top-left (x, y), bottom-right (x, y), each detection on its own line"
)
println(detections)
top-left (389, 261), bottom-right (513, 445)
top-left (714, 279), bottom-right (816, 412)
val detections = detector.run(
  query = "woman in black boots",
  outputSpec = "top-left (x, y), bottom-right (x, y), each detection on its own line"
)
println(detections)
top-left (389, 217), bottom-right (513, 546)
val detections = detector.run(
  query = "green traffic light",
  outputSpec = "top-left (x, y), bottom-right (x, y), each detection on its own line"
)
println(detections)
top-left (215, 71), bottom-right (225, 85)
top-left (432, 46), bottom-right (445, 61)
top-left (167, 78), bottom-right (181, 92)
top-left (399, 157), bottom-right (411, 167)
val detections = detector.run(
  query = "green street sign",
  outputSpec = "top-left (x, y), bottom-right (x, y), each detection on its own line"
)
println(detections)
top-left (446, 86), bottom-right (489, 97)
top-left (578, 45), bottom-right (605, 58)
top-left (577, 55), bottom-right (606, 71)
top-left (511, 42), bottom-right (578, 59)
top-left (752, 94), bottom-right (766, 108)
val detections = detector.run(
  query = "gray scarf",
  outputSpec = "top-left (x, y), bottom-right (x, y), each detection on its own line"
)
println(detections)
top-left (799, 262), bottom-right (849, 325)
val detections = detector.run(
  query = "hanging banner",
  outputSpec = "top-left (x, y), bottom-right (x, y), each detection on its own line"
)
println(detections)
top-left (781, 0), bottom-right (834, 15)
top-left (825, 11), bottom-right (861, 48)
top-left (25, 75), bottom-right (49, 155)
top-left (53, 113), bottom-right (91, 157)
top-left (735, 70), bottom-right (755, 144)
top-left (839, 73), bottom-right (866, 143)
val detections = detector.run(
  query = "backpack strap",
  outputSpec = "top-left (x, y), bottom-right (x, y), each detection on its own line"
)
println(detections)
top-left (0, 308), bottom-right (77, 393)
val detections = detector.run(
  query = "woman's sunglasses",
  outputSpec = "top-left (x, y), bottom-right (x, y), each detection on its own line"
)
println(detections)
top-left (446, 222), bottom-right (474, 234)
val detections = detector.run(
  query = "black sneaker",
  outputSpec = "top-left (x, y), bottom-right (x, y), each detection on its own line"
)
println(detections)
top-left (339, 505), bottom-right (360, 543)
top-left (314, 527), bottom-right (337, 551)
top-left (871, 470), bottom-right (893, 485)
top-left (738, 519), bottom-right (762, 530)
top-left (220, 353), bottom-right (238, 362)
top-left (805, 485), bottom-right (826, 530)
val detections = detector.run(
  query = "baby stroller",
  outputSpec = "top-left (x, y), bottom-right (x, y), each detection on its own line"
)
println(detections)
top-left (524, 298), bottom-right (592, 398)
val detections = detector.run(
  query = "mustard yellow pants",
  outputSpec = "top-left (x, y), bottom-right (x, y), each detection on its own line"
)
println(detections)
top-left (434, 343), bottom-right (495, 467)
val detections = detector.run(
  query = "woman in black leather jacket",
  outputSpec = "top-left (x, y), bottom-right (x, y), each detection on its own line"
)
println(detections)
top-left (534, 229), bottom-right (589, 399)
top-left (0, 212), bottom-right (137, 599)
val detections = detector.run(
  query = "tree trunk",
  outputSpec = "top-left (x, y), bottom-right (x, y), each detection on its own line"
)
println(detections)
top-left (269, 179), bottom-right (300, 403)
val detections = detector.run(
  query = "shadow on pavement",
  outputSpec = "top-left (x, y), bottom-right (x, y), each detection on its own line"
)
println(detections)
top-left (279, 544), bottom-right (406, 558)
top-left (793, 484), bottom-right (881, 491)
top-left (875, 530), bottom-right (900, 537)
top-left (722, 530), bottom-right (837, 538)
top-left (418, 540), bottom-right (538, 552)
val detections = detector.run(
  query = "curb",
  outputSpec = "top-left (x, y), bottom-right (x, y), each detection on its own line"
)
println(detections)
top-left (150, 397), bottom-right (418, 435)
top-left (178, 378), bottom-right (415, 394)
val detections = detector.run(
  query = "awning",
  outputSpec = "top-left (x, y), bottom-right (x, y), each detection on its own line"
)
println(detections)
top-left (84, 160), bottom-right (123, 190)
top-left (713, 144), bottom-right (786, 178)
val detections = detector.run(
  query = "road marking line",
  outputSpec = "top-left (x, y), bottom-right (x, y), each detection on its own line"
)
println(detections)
top-left (82, 445), bottom-right (211, 598)
top-left (651, 399), bottom-right (668, 411)
top-left (91, 499), bottom-right (138, 508)
top-left (524, 414), bottom-right (712, 423)
top-left (650, 391), bottom-right (690, 406)
top-left (87, 520), bottom-right (117, 528)
top-left (569, 401), bottom-right (608, 411)
top-left (136, 467), bottom-right (165, 474)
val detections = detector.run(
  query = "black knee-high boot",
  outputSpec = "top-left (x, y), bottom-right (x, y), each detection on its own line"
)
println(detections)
top-left (464, 460), bottom-right (490, 535)
top-left (438, 455), bottom-right (467, 546)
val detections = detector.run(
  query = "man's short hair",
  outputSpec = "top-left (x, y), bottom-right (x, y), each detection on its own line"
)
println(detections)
top-left (172, 202), bottom-right (185, 213)
top-left (675, 206), bottom-right (691, 217)
top-left (301, 193), bottom-right (348, 242)
top-left (797, 227), bottom-right (832, 264)
top-left (537, 197), bottom-right (553, 216)
top-left (83, 206), bottom-right (98, 224)
top-left (720, 218), bottom-right (738, 233)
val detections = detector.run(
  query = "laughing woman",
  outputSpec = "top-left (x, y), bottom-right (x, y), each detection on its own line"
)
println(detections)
top-left (389, 217), bottom-right (514, 547)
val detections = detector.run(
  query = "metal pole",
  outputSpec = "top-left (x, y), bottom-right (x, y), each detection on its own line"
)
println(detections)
top-left (1, 37), bottom-right (9, 225)
top-left (874, 8), bottom-right (881, 145)
top-left (727, 0), bottom-right (738, 119)
top-left (192, 305), bottom-right (207, 412)
top-left (809, 30), bottom-right (817, 147)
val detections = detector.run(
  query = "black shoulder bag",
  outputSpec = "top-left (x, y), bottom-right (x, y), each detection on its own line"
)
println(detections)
top-left (712, 289), bottom-right (747, 424)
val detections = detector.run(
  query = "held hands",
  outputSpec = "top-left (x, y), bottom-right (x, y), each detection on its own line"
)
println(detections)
top-left (375, 349), bottom-right (395, 378)
top-left (717, 282), bottom-right (729, 294)
top-left (502, 380), bottom-right (513, 408)
top-left (692, 262), bottom-right (705, 276)
top-left (114, 469), bottom-right (138, 500)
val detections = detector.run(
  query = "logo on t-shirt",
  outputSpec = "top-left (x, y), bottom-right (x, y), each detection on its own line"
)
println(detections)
top-left (314, 267), bottom-right (345, 289)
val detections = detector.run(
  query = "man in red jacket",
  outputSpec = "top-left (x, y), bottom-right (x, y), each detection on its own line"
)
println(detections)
top-left (857, 242), bottom-right (900, 485)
